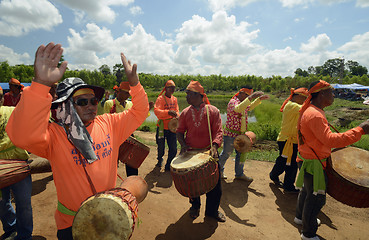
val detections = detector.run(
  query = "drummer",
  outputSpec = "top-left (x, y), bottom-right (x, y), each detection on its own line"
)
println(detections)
top-left (6, 42), bottom-right (149, 240)
top-left (0, 86), bottom-right (33, 240)
top-left (269, 87), bottom-right (308, 192)
top-left (295, 80), bottom-right (369, 240)
top-left (154, 80), bottom-right (179, 171)
top-left (219, 86), bottom-right (269, 182)
top-left (176, 80), bottom-right (226, 222)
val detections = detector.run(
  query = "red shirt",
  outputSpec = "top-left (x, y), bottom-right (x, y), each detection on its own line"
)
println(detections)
top-left (177, 103), bottom-right (223, 149)
top-left (3, 91), bottom-right (21, 106)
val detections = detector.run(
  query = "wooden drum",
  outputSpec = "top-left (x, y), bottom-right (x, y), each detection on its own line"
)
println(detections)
top-left (170, 151), bottom-right (219, 198)
top-left (72, 188), bottom-right (138, 240)
top-left (0, 159), bottom-right (30, 189)
top-left (326, 147), bottom-right (369, 208)
top-left (118, 136), bottom-right (150, 169)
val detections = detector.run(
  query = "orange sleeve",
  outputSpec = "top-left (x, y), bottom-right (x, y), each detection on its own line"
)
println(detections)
top-left (6, 81), bottom-right (53, 158)
top-left (154, 95), bottom-right (171, 120)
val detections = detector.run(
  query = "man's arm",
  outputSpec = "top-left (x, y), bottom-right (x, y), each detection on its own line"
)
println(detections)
top-left (176, 132), bottom-right (188, 155)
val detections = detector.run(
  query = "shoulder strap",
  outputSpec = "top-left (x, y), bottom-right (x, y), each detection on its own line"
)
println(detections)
top-left (206, 105), bottom-right (213, 146)
top-left (110, 99), bottom-right (117, 113)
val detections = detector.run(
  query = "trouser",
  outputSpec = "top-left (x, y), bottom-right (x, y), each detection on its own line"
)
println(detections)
top-left (295, 171), bottom-right (326, 238)
top-left (269, 141), bottom-right (298, 190)
top-left (57, 227), bottom-right (73, 240)
top-left (125, 164), bottom-right (138, 177)
top-left (156, 127), bottom-right (177, 168)
top-left (218, 135), bottom-right (245, 177)
top-left (189, 162), bottom-right (222, 216)
top-left (0, 175), bottom-right (33, 240)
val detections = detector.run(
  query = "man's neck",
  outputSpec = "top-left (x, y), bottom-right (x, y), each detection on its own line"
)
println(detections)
top-left (165, 92), bottom-right (172, 98)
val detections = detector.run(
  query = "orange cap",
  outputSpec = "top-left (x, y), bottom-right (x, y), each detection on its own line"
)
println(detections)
top-left (117, 81), bottom-right (130, 92)
top-left (186, 80), bottom-right (210, 104)
top-left (159, 80), bottom-right (176, 96)
top-left (9, 78), bottom-right (24, 90)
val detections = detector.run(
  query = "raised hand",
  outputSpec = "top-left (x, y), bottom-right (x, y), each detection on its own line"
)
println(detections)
top-left (249, 91), bottom-right (264, 101)
top-left (120, 52), bottom-right (139, 87)
top-left (259, 94), bottom-right (270, 100)
top-left (34, 42), bottom-right (68, 87)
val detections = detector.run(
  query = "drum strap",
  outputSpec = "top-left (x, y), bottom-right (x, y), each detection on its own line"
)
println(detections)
top-left (205, 105), bottom-right (212, 146)
top-left (78, 152), bottom-right (97, 195)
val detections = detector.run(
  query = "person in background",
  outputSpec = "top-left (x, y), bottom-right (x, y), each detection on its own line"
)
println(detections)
top-left (0, 86), bottom-right (33, 240)
top-left (269, 87), bottom-right (308, 193)
top-left (218, 86), bottom-right (269, 182)
top-left (3, 78), bottom-right (24, 107)
top-left (294, 80), bottom-right (369, 240)
top-left (176, 80), bottom-right (226, 222)
top-left (154, 80), bottom-right (179, 171)
top-left (6, 42), bottom-right (149, 240)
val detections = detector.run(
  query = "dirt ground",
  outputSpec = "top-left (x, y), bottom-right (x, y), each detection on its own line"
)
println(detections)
top-left (1, 130), bottom-right (369, 240)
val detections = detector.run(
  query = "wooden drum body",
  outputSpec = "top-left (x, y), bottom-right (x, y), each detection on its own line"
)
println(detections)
top-left (118, 136), bottom-right (150, 169)
top-left (326, 147), bottom-right (369, 208)
top-left (72, 188), bottom-right (138, 240)
top-left (170, 151), bottom-right (219, 198)
top-left (0, 159), bottom-right (30, 189)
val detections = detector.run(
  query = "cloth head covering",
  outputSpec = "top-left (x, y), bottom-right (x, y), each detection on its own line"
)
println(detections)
top-left (117, 81), bottom-right (130, 92)
top-left (159, 80), bottom-right (176, 96)
top-left (51, 77), bottom-right (105, 109)
top-left (280, 87), bottom-right (308, 112)
top-left (186, 80), bottom-right (210, 104)
top-left (234, 87), bottom-right (253, 99)
top-left (297, 80), bottom-right (332, 130)
top-left (9, 78), bottom-right (24, 90)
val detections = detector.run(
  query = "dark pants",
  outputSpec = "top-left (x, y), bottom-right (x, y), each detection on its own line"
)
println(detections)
top-left (189, 163), bottom-right (222, 216)
top-left (57, 227), bottom-right (73, 240)
top-left (296, 171), bottom-right (326, 238)
top-left (269, 141), bottom-right (298, 190)
top-left (156, 127), bottom-right (177, 169)
top-left (125, 164), bottom-right (138, 177)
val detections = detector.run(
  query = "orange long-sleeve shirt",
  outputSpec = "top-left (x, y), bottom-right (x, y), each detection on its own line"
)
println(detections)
top-left (6, 81), bottom-right (149, 230)
top-left (154, 94), bottom-right (179, 129)
top-left (298, 104), bottom-right (364, 164)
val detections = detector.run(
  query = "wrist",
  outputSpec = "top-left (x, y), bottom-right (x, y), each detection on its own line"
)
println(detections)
top-left (33, 78), bottom-right (54, 87)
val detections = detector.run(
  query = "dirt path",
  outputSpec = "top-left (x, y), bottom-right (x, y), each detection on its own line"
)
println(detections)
top-left (2, 130), bottom-right (369, 240)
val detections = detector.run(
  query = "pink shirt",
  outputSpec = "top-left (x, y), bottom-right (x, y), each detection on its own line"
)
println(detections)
top-left (3, 91), bottom-right (21, 106)
top-left (177, 103), bottom-right (223, 149)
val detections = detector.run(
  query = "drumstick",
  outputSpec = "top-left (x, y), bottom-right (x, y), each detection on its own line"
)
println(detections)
top-left (328, 123), bottom-right (340, 133)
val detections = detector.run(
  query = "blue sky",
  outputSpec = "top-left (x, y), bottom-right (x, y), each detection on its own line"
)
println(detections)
top-left (0, 0), bottom-right (369, 77)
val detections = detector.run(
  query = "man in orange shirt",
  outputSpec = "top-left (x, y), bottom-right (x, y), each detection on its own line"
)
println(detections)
top-left (154, 80), bottom-right (179, 171)
top-left (3, 78), bottom-right (23, 106)
top-left (294, 80), bottom-right (369, 240)
top-left (6, 42), bottom-right (149, 240)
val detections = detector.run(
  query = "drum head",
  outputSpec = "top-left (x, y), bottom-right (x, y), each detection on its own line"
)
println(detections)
top-left (233, 135), bottom-right (252, 153)
top-left (330, 147), bottom-right (369, 188)
top-left (168, 118), bottom-right (178, 133)
top-left (72, 194), bottom-right (133, 240)
top-left (170, 151), bottom-right (210, 172)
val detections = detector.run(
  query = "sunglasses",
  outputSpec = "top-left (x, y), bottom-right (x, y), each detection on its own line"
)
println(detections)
top-left (73, 97), bottom-right (99, 106)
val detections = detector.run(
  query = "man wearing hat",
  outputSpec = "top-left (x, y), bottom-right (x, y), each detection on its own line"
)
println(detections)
top-left (218, 86), bottom-right (269, 182)
top-left (294, 80), bottom-right (369, 240)
top-left (3, 78), bottom-right (24, 106)
top-left (0, 86), bottom-right (33, 240)
top-left (154, 80), bottom-right (179, 171)
top-left (269, 87), bottom-right (308, 193)
top-left (176, 80), bottom-right (226, 222)
top-left (6, 42), bottom-right (149, 240)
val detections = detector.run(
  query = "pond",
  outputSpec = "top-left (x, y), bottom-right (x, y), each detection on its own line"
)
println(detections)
top-left (146, 96), bottom-right (257, 124)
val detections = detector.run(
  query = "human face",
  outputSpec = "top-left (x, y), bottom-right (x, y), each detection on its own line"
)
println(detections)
top-left (9, 84), bottom-right (21, 94)
top-left (186, 90), bottom-right (202, 107)
top-left (165, 86), bottom-right (175, 97)
top-left (321, 88), bottom-right (335, 107)
top-left (72, 93), bottom-right (98, 125)
top-left (116, 90), bottom-right (130, 103)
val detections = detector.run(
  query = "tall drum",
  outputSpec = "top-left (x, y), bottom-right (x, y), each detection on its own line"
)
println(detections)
top-left (170, 151), bottom-right (219, 198)
top-left (0, 159), bottom-right (30, 189)
top-left (326, 147), bottom-right (369, 208)
top-left (118, 136), bottom-right (150, 169)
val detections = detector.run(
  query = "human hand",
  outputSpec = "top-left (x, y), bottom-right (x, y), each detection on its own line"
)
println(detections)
top-left (180, 145), bottom-right (189, 155)
top-left (359, 120), bottom-right (369, 134)
top-left (248, 91), bottom-right (264, 101)
top-left (120, 52), bottom-right (139, 87)
top-left (149, 101), bottom-right (154, 110)
top-left (259, 94), bottom-right (270, 100)
top-left (209, 144), bottom-right (219, 158)
top-left (168, 110), bottom-right (177, 117)
top-left (34, 42), bottom-right (68, 87)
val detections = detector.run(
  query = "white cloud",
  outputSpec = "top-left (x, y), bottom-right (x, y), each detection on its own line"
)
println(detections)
top-left (55, 0), bottom-right (134, 23)
top-left (300, 34), bottom-right (332, 52)
top-left (0, 44), bottom-right (32, 65)
top-left (338, 31), bottom-right (369, 67)
top-left (356, 0), bottom-right (369, 7)
top-left (208, 0), bottom-right (258, 11)
top-left (130, 6), bottom-right (143, 15)
top-left (0, 0), bottom-right (62, 36)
